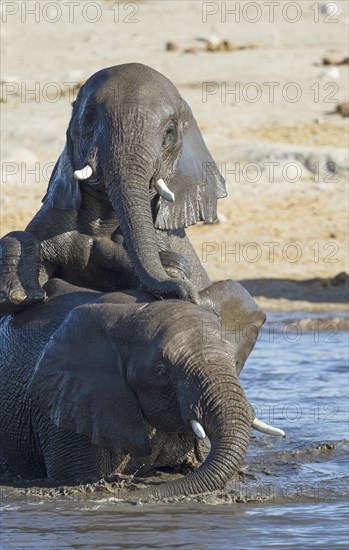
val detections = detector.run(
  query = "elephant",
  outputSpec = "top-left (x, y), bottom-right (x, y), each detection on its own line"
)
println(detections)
top-left (0, 278), bottom-right (284, 500)
top-left (0, 63), bottom-right (226, 315)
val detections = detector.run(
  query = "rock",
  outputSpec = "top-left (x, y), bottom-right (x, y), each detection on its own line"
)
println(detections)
top-left (239, 44), bottom-right (258, 50)
top-left (331, 272), bottom-right (348, 286)
top-left (206, 40), bottom-right (256, 52)
top-left (336, 102), bottom-right (349, 117)
top-left (165, 41), bottom-right (178, 52)
top-left (323, 56), bottom-right (340, 65)
top-left (221, 40), bottom-right (237, 51)
top-left (206, 41), bottom-right (224, 52)
top-left (184, 47), bottom-right (199, 54)
top-left (322, 56), bottom-right (349, 65)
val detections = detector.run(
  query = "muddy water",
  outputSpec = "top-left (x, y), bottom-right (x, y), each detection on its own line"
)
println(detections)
top-left (1, 313), bottom-right (348, 549)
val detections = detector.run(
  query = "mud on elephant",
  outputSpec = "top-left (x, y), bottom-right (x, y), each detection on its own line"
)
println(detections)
top-left (0, 279), bottom-right (284, 501)
top-left (0, 63), bottom-right (226, 314)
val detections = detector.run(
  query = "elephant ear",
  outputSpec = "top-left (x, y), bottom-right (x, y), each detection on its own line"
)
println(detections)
top-left (200, 280), bottom-right (266, 376)
top-left (155, 100), bottom-right (226, 230)
top-left (42, 143), bottom-right (82, 210)
top-left (27, 304), bottom-right (151, 456)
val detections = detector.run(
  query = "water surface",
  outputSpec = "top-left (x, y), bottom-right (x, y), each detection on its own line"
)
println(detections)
top-left (1, 313), bottom-right (348, 549)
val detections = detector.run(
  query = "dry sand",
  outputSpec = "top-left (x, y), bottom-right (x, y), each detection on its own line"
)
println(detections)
top-left (1, 0), bottom-right (348, 311)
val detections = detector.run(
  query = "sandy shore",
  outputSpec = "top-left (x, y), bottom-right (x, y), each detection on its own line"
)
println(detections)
top-left (1, 0), bottom-right (348, 311)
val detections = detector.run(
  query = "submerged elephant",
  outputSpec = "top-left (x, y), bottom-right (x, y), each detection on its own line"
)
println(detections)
top-left (0, 278), bottom-right (283, 500)
top-left (0, 63), bottom-right (226, 314)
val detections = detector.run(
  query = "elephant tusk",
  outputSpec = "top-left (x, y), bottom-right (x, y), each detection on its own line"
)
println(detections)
top-left (73, 165), bottom-right (93, 180)
top-left (252, 418), bottom-right (285, 437)
top-left (191, 420), bottom-right (206, 439)
top-left (154, 179), bottom-right (175, 202)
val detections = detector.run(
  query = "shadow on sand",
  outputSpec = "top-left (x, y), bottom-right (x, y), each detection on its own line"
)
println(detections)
top-left (238, 273), bottom-right (348, 304)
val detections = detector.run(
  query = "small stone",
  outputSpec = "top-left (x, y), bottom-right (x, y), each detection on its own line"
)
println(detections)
top-left (222, 40), bottom-right (237, 51)
top-left (165, 41), bottom-right (178, 52)
top-left (240, 44), bottom-right (258, 50)
top-left (322, 56), bottom-right (349, 65)
top-left (331, 272), bottom-right (348, 286)
top-left (322, 56), bottom-right (340, 65)
top-left (184, 47), bottom-right (199, 54)
top-left (205, 40), bottom-right (257, 53)
top-left (206, 41), bottom-right (221, 52)
top-left (336, 102), bottom-right (349, 117)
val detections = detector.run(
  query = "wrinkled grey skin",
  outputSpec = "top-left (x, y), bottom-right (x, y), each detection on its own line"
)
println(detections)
top-left (0, 63), bottom-right (225, 314)
top-left (0, 279), bottom-right (265, 500)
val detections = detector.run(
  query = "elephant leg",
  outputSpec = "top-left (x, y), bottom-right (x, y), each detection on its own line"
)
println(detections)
top-left (91, 235), bottom-right (193, 291)
top-left (38, 419), bottom-right (120, 484)
top-left (89, 234), bottom-right (139, 289)
top-left (159, 250), bottom-right (192, 281)
top-left (155, 228), bottom-right (211, 292)
top-left (0, 231), bottom-right (46, 315)
top-left (123, 431), bottom-right (199, 477)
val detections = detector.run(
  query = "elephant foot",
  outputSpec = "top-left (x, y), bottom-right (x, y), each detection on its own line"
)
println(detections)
top-left (159, 250), bottom-right (192, 281)
top-left (0, 232), bottom-right (46, 315)
top-left (149, 250), bottom-right (200, 304)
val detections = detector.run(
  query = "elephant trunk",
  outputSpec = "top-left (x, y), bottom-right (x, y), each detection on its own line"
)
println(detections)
top-left (123, 368), bottom-right (254, 502)
top-left (106, 153), bottom-right (164, 281)
top-left (104, 149), bottom-right (197, 301)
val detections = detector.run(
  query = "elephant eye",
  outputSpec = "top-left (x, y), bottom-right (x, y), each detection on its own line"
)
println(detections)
top-left (163, 121), bottom-right (177, 147)
top-left (82, 102), bottom-right (96, 128)
top-left (84, 109), bottom-right (95, 126)
top-left (151, 363), bottom-right (170, 381)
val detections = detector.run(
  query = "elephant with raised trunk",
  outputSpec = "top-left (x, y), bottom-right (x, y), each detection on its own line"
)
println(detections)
top-left (0, 279), bottom-right (283, 500)
top-left (0, 63), bottom-right (226, 314)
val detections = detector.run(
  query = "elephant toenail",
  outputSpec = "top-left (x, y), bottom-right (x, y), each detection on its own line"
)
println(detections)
top-left (10, 290), bottom-right (27, 304)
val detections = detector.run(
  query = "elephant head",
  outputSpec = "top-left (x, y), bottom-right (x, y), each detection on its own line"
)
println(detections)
top-left (43, 63), bottom-right (226, 302)
top-left (28, 281), bottom-right (283, 500)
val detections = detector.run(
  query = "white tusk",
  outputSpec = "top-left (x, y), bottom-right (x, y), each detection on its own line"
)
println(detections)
top-left (191, 420), bottom-right (206, 439)
top-left (252, 418), bottom-right (285, 437)
top-left (154, 179), bottom-right (175, 202)
top-left (73, 165), bottom-right (93, 180)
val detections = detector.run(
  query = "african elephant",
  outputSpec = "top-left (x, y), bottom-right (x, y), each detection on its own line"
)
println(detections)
top-left (0, 278), bottom-right (283, 500)
top-left (0, 63), bottom-right (226, 314)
